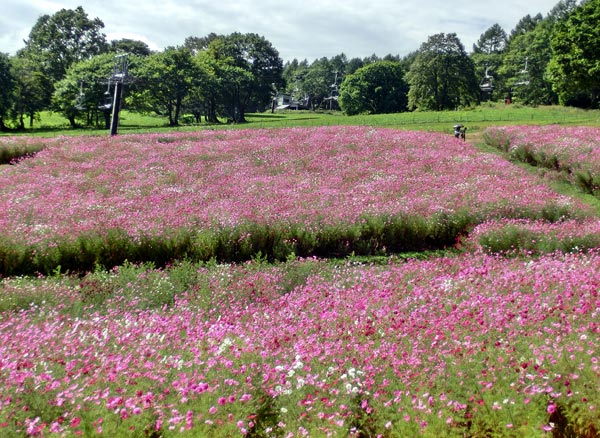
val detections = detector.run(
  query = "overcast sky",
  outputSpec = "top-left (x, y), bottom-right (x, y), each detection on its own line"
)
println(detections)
top-left (1, 0), bottom-right (561, 62)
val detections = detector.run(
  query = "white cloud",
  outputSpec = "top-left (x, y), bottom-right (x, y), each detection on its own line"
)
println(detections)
top-left (1, 0), bottom-right (561, 61)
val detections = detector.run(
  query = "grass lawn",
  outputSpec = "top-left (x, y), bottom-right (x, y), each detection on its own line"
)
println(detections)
top-left (3, 103), bottom-right (600, 138)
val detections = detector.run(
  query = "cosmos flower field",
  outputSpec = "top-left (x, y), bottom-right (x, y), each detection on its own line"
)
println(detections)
top-left (1, 126), bottom-right (599, 437)
top-left (0, 127), bottom-right (592, 274)
top-left (483, 124), bottom-right (600, 196)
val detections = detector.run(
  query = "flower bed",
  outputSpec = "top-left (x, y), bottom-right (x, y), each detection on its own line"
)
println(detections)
top-left (483, 125), bottom-right (600, 195)
top-left (1, 252), bottom-right (598, 436)
top-left (0, 127), bottom-right (589, 274)
top-left (464, 217), bottom-right (600, 254)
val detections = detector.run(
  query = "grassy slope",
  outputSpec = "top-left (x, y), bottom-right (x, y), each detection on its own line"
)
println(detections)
top-left (2, 103), bottom-right (600, 137)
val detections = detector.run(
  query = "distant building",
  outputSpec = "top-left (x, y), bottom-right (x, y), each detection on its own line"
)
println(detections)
top-left (274, 93), bottom-right (308, 110)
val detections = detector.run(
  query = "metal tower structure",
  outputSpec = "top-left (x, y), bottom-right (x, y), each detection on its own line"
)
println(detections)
top-left (108, 53), bottom-right (133, 136)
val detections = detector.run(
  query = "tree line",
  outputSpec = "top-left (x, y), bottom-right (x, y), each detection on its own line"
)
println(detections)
top-left (1, 1), bottom-right (599, 131)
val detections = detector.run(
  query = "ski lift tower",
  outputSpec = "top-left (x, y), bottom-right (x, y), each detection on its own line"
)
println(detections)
top-left (326, 70), bottom-right (340, 110)
top-left (108, 53), bottom-right (133, 136)
top-left (514, 57), bottom-right (530, 87)
top-left (479, 65), bottom-right (494, 94)
top-left (74, 80), bottom-right (87, 111)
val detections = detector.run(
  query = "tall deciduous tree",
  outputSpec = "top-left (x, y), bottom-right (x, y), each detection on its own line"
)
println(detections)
top-left (0, 53), bottom-right (15, 131)
top-left (190, 51), bottom-right (225, 124)
top-left (184, 33), bottom-right (220, 55)
top-left (548, 0), bottom-right (600, 107)
top-left (20, 6), bottom-right (108, 84)
top-left (110, 39), bottom-right (152, 57)
top-left (407, 33), bottom-right (478, 111)
top-left (207, 33), bottom-right (283, 122)
top-left (131, 47), bottom-right (200, 126)
top-left (52, 53), bottom-right (118, 128)
top-left (338, 61), bottom-right (408, 115)
top-left (10, 56), bottom-right (52, 129)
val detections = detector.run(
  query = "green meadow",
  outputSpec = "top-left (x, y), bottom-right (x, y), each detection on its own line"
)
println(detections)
top-left (4, 103), bottom-right (600, 138)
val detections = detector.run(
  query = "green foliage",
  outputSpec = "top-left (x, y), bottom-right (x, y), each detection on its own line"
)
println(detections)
top-left (9, 56), bottom-right (52, 130)
top-left (548, 0), bottom-right (600, 108)
top-left (347, 395), bottom-right (391, 437)
top-left (110, 38), bottom-right (152, 57)
top-left (130, 47), bottom-right (201, 126)
top-left (0, 209), bottom-right (531, 276)
top-left (52, 52), bottom-right (117, 128)
top-left (19, 6), bottom-right (108, 84)
top-left (245, 389), bottom-right (284, 438)
top-left (407, 33), bottom-right (479, 111)
top-left (0, 53), bottom-right (15, 131)
top-left (206, 33), bottom-right (284, 121)
top-left (338, 61), bottom-right (408, 115)
top-left (500, 17), bottom-right (557, 106)
top-left (302, 57), bottom-right (340, 110)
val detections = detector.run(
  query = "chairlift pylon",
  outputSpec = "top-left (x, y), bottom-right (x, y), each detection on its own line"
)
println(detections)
top-left (514, 57), bottom-right (530, 87)
top-left (479, 65), bottom-right (494, 93)
top-left (74, 80), bottom-right (87, 111)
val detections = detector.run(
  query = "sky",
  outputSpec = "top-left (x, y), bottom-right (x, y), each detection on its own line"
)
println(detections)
top-left (1, 0), bottom-right (562, 62)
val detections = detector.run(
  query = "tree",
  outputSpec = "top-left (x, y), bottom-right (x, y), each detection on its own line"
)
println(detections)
top-left (547, 0), bottom-right (579, 23)
top-left (207, 33), bottom-right (283, 122)
top-left (186, 50), bottom-right (253, 124)
top-left (52, 53), bottom-right (119, 128)
top-left (338, 61), bottom-right (408, 115)
top-left (346, 57), bottom-right (365, 75)
top-left (329, 53), bottom-right (349, 78)
top-left (0, 53), bottom-right (15, 131)
top-left (499, 4), bottom-right (575, 106)
top-left (20, 6), bottom-right (108, 84)
top-left (281, 58), bottom-right (310, 102)
top-left (407, 33), bottom-right (478, 111)
top-left (110, 39), bottom-right (152, 57)
top-left (548, 0), bottom-right (600, 107)
top-left (302, 57), bottom-right (337, 110)
top-left (131, 47), bottom-right (200, 126)
top-left (184, 33), bottom-right (220, 55)
top-left (509, 13), bottom-right (544, 42)
top-left (10, 56), bottom-right (52, 129)
top-left (185, 51), bottom-right (218, 123)
top-left (473, 24), bottom-right (507, 54)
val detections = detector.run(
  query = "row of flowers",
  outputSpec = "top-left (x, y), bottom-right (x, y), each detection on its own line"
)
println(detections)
top-left (1, 251), bottom-right (598, 436)
top-left (2, 127), bottom-right (588, 244)
top-left (464, 217), bottom-right (600, 254)
top-left (483, 125), bottom-right (600, 195)
top-left (1, 126), bottom-right (592, 274)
